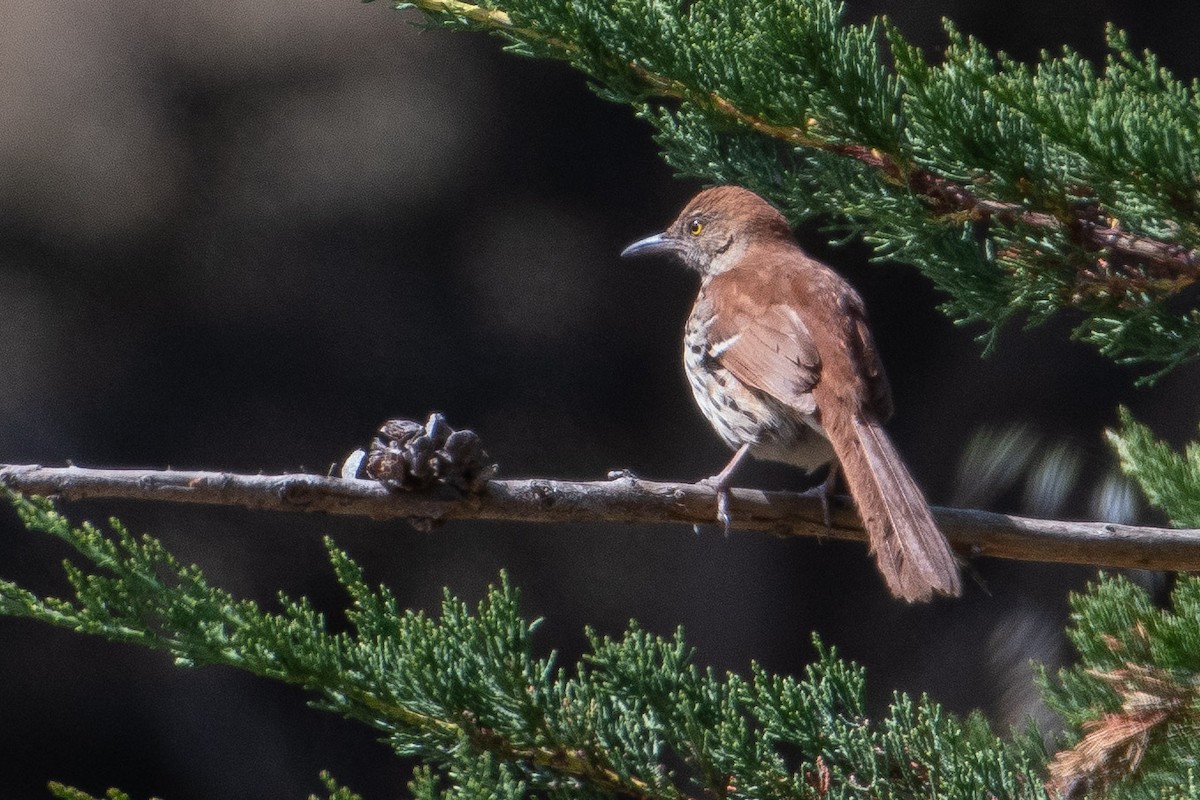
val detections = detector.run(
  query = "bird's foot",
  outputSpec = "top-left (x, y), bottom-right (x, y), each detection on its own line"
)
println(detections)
top-left (799, 467), bottom-right (839, 532)
top-left (606, 468), bottom-right (641, 481)
top-left (798, 483), bottom-right (832, 530)
top-left (697, 474), bottom-right (734, 536)
top-left (693, 445), bottom-right (752, 536)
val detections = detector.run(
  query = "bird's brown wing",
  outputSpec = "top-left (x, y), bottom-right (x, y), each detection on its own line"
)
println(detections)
top-left (804, 277), bottom-right (958, 601)
top-left (703, 270), bottom-right (821, 416)
top-left (707, 261), bottom-right (958, 601)
top-left (836, 291), bottom-right (893, 421)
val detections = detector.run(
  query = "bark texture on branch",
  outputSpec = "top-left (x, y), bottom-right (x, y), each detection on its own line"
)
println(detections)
top-left (2, 464), bottom-right (1197, 572)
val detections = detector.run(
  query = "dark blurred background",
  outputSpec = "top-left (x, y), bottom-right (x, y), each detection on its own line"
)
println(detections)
top-left (1, 0), bottom-right (1197, 796)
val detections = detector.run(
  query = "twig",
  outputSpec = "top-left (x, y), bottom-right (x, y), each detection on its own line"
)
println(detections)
top-left (2, 464), bottom-right (1197, 572)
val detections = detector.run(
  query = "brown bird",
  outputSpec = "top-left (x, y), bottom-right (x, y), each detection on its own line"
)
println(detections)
top-left (622, 186), bottom-right (961, 602)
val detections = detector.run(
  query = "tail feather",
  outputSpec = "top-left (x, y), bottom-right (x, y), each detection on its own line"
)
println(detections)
top-left (835, 417), bottom-right (961, 602)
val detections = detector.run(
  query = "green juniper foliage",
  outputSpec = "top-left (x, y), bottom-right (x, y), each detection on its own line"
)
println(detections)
top-left (47, 771), bottom-right (359, 800)
top-left (48, 786), bottom-right (137, 800)
top-left (391, 0), bottom-right (1200, 377)
top-left (1108, 408), bottom-right (1200, 528)
top-left (10, 488), bottom-right (1200, 799)
top-left (1, 491), bottom-right (1048, 800)
top-left (1040, 573), bottom-right (1200, 800)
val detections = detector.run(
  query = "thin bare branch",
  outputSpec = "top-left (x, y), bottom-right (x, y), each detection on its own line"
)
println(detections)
top-left (2, 464), bottom-right (1197, 572)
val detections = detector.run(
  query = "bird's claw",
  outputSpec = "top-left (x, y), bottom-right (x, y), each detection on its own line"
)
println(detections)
top-left (716, 487), bottom-right (733, 536)
top-left (799, 468), bottom-right (839, 533)
top-left (800, 483), bottom-right (832, 530)
top-left (698, 476), bottom-right (734, 536)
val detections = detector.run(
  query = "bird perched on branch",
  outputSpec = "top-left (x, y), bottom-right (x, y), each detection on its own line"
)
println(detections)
top-left (622, 186), bottom-right (961, 602)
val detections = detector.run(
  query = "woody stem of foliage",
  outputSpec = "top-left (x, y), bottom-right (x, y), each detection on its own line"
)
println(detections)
top-left (404, 0), bottom-right (1198, 290)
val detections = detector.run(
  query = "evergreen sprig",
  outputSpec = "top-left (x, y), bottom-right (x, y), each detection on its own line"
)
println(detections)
top-left (387, 0), bottom-right (1200, 377)
top-left (0, 491), bottom-right (1047, 799)
top-left (1041, 574), bottom-right (1200, 799)
top-left (1108, 408), bottom-right (1200, 528)
top-left (1038, 412), bottom-right (1200, 797)
top-left (46, 771), bottom-right (362, 800)
top-left (47, 785), bottom-right (138, 800)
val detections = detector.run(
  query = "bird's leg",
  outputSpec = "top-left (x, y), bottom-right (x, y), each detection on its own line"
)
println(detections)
top-left (799, 463), bottom-right (839, 530)
top-left (697, 443), bottom-right (753, 535)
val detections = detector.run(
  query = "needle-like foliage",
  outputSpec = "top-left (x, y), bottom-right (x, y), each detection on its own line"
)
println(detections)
top-left (0, 491), bottom-right (1048, 799)
top-left (12, 488), bottom-right (1200, 799)
top-left (1109, 408), bottom-right (1200, 528)
top-left (1041, 574), bottom-right (1200, 800)
top-left (390, 0), bottom-right (1200, 378)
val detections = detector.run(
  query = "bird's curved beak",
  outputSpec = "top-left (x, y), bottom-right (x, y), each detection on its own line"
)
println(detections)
top-left (620, 232), bottom-right (679, 259)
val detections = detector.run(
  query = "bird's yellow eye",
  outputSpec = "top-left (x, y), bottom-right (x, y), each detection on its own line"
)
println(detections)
top-left (689, 220), bottom-right (704, 236)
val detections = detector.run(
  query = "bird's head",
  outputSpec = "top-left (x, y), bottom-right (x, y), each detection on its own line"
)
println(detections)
top-left (621, 186), bottom-right (793, 275)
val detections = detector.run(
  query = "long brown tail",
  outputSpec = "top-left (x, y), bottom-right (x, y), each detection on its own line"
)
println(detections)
top-left (834, 417), bottom-right (961, 602)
